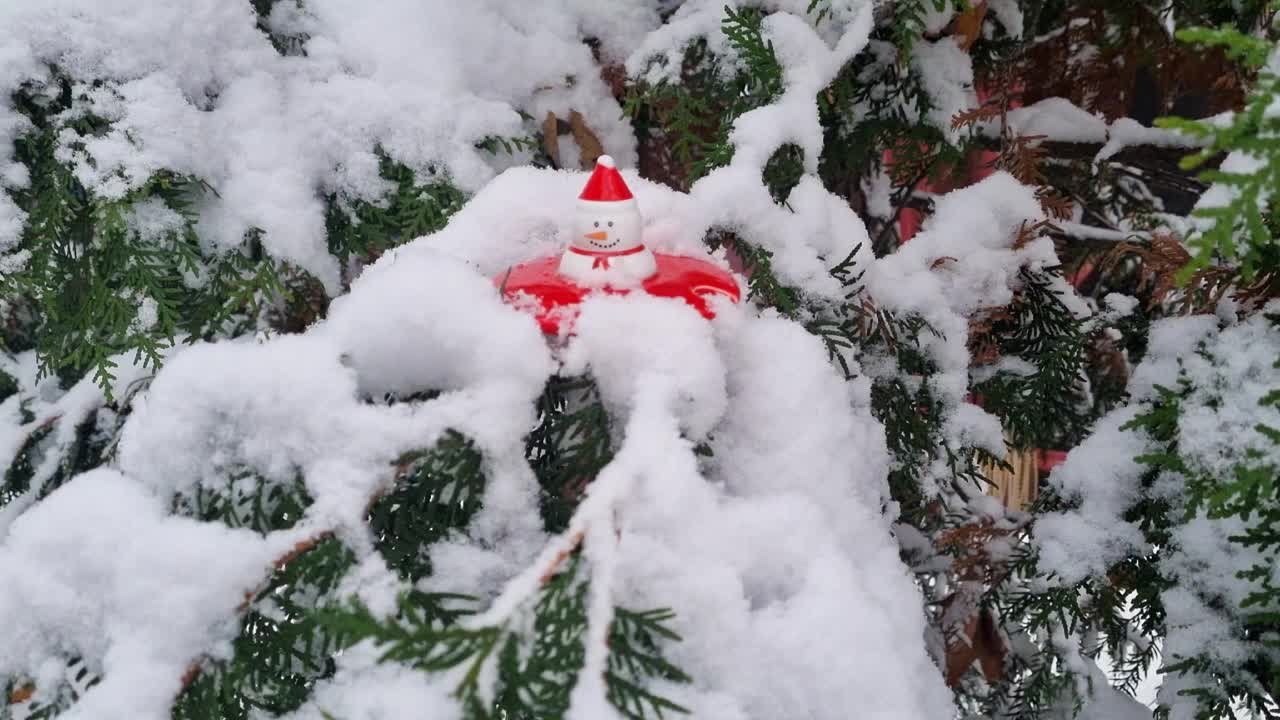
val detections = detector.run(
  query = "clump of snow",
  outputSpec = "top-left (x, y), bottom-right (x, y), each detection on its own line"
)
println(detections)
top-left (1103, 292), bottom-right (1140, 318)
top-left (0, 0), bottom-right (654, 292)
top-left (564, 294), bottom-right (727, 440)
top-left (1034, 307), bottom-right (1280, 718)
top-left (0, 469), bottom-right (303, 720)
top-left (281, 643), bottom-right (462, 720)
top-left (1035, 406), bottom-right (1151, 583)
top-left (999, 98), bottom-right (1109, 143)
top-left (986, 0), bottom-right (1025, 37)
top-left (866, 172), bottom-right (1070, 463)
top-left (1097, 117), bottom-right (1200, 161)
top-left (912, 36), bottom-right (977, 141)
top-left (920, 1), bottom-right (959, 34)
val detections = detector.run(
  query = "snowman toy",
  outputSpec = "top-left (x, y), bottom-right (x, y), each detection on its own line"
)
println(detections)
top-left (557, 155), bottom-right (658, 287)
top-left (495, 154), bottom-right (741, 336)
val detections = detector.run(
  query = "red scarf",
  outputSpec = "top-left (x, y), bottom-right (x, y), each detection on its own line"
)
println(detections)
top-left (568, 245), bottom-right (645, 269)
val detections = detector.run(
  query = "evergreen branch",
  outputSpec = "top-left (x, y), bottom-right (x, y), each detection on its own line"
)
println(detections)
top-left (527, 375), bottom-right (615, 532)
top-left (370, 430), bottom-right (486, 581)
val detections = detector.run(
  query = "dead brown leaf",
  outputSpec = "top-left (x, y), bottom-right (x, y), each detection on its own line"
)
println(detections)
top-left (569, 110), bottom-right (604, 168)
top-left (8, 684), bottom-right (34, 705)
top-left (942, 600), bottom-right (1007, 686)
top-left (949, 1), bottom-right (989, 52)
top-left (542, 111), bottom-right (562, 169)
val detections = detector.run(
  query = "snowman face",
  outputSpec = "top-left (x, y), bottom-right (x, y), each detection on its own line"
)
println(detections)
top-left (573, 202), bottom-right (643, 252)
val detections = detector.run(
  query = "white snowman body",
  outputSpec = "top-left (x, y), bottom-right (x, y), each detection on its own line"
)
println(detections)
top-left (558, 156), bottom-right (657, 287)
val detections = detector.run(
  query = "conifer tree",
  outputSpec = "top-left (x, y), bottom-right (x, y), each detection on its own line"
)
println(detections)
top-left (0, 2), bottom-right (1278, 719)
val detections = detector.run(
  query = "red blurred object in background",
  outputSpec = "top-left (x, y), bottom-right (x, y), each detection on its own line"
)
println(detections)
top-left (1039, 450), bottom-right (1069, 474)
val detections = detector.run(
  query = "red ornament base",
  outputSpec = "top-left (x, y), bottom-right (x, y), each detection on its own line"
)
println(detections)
top-left (495, 253), bottom-right (741, 335)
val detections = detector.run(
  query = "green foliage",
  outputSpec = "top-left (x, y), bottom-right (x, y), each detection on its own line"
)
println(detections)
top-left (720, 6), bottom-right (786, 102)
top-left (1183, 315), bottom-right (1280, 630)
top-left (1176, 25), bottom-right (1274, 68)
top-left (527, 376), bottom-right (615, 532)
top-left (175, 468), bottom-right (313, 534)
top-left (172, 538), bottom-right (356, 720)
top-left (3, 75), bottom-right (300, 396)
top-left (180, 231), bottom-right (291, 343)
top-left (0, 368), bottom-right (15, 404)
top-left (316, 554), bottom-right (689, 720)
top-left (974, 268), bottom-right (1091, 450)
top-left (480, 558), bottom-right (588, 719)
top-left (763, 143), bottom-right (806, 205)
top-left (890, 0), bottom-right (966, 53)
top-left (8, 3), bottom-right (1280, 719)
top-left (606, 608), bottom-right (693, 719)
top-left (1002, 350), bottom-right (1279, 720)
top-left (251, 0), bottom-right (309, 56)
top-left (1, 660), bottom-right (97, 720)
top-left (1157, 30), bottom-right (1280, 280)
top-left (475, 132), bottom-right (543, 159)
top-left (624, 6), bottom-right (784, 187)
top-left (369, 430), bottom-right (486, 581)
top-left (0, 402), bottom-right (120, 510)
top-left (704, 231), bottom-right (802, 314)
top-left (325, 152), bottom-right (466, 268)
top-left (819, 4), bottom-right (971, 255)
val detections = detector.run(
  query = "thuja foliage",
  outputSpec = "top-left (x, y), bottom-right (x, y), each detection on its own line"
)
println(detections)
top-left (6, 1), bottom-right (1280, 719)
top-left (1, 75), bottom-right (299, 394)
top-left (1158, 25), bottom-right (1280, 279)
top-left (527, 375), bottom-right (616, 532)
top-left (1, 70), bottom-right (481, 398)
top-left (629, 4), bottom-right (1277, 720)
top-left (160, 379), bottom-right (690, 720)
top-left (991, 20), bottom-right (1279, 720)
top-left (973, 268), bottom-right (1091, 451)
top-left (325, 152), bottom-right (466, 270)
top-left (624, 5), bottom-right (785, 187)
top-left (317, 554), bottom-right (689, 720)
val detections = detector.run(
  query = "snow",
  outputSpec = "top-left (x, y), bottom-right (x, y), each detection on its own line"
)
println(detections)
top-left (1190, 148), bottom-right (1267, 243)
top-left (1035, 307), bottom-right (1280, 717)
top-left (867, 172), bottom-right (1068, 421)
top-left (1035, 406), bottom-right (1152, 583)
top-left (1097, 117), bottom-right (1199, 161)
top-left (1103, 292), bottom-right (1140, 318)
top-left (969, 96), bottom-right (1198, 165)
top-left (0, 0), bottom-right (649, 292)
top-left (1057, 220), bottom-right (1151, 242)
top-left (280, 643), bottom-right (462, 720)
top-left (626, 0), bottom-right (874, 86)
top-left (0, 469), bottom-right (303, 720)
top-left (912, 36), bottom-right (977, 141)
top-left (0, 348), bottom-right (157, 538)
top-left (986, 0), bottom-right (1025, 38)
top-left (0, 1), bottom-right (1112, 718)
top-left (1077, 674), bottom-right (1155, 720)
top-left (1002, 98), bottom-right (1109, 143)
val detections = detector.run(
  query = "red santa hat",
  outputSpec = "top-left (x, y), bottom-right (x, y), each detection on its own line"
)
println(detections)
top-left (578, 155), bottom-right (636, 209)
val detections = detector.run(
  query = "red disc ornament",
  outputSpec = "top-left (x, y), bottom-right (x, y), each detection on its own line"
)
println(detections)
top-left (496, 252), bottom-right (740, 335)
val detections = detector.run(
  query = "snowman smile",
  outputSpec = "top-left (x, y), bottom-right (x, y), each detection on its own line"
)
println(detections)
top-left (585, 235), bottom-right (621, 249)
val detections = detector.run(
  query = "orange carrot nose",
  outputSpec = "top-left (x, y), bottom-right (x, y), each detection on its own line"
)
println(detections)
top-left (585, 231), bottom-right (608, 241)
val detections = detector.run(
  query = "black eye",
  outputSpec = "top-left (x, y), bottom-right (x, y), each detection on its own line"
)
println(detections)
top-left (608, 221), bottom-right (614, 227)
top-left (593, 221), bottom-right (599, 227)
